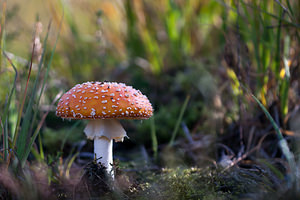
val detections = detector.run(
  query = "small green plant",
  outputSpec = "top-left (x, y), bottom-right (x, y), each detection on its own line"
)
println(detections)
top-left (0, 15), bottom-right (62, 168)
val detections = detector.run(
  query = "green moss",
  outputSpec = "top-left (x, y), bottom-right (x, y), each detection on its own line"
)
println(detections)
top-left (120, 166), bottom-right (276, 200)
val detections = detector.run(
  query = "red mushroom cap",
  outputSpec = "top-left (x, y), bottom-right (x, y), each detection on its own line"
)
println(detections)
top-left (56, 82), bottom-right (153, 120)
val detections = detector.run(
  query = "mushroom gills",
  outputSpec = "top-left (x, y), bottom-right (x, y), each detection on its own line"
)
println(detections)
top-left (84, 119), bottom-right (127, 142)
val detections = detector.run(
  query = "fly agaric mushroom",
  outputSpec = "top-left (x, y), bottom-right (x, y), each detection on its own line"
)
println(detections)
top-left (56, 82), bottom-right (153, 176)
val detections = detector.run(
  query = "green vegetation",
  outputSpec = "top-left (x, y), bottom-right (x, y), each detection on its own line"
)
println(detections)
top-left (0, 0), bottom-right (299, 199)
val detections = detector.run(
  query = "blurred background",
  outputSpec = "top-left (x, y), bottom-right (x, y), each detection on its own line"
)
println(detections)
top-left (1, 0), bottom-right (300, 198)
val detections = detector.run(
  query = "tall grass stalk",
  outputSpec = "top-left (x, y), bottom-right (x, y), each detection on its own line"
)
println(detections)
top-left (16, 22), bottom-right (51, 161)
top-left (150, 116), bottom-right (158, 161)
top-left (28, 21), bottom-right (52, 135)
top-left (21, 92), bottom-right (62, 167)
top-left (21, 15), bottom-right (63, 167)
top-left (251, 93), bottom-right (297, 185)
top-left (2, 51), bottom-right (18, 161)
top-left (225, 0), bottom-right (297, 117)
top-left (169, 95), bottom-right (190, 147)
top-left (0, 15), bottom-right (63, 167)
top-left (0, 1), bottom-right (6, 70)
top-left (11, 32), bottom-right (36, 153)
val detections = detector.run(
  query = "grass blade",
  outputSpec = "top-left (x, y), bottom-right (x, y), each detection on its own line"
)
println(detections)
top-left (2, 51), bottom-right (18, 160)
top-left (274, 8), bottom-right (283, 79)
top-left (38, 134), bottom-right (44, 160)
top-left (150, 116), bottom-right (157, 161)
top-left (279, 36), bottom-right (291, 116)
top-left (250, 93), bottom-right (296, 185)
top-left (21, 91), bottom-right (62, 167)
top-left (65, 153), bottom-right (78, 179)
top-left (0, 1), bottom-right (6, 70)
top-left (12, 29), bottom-right (37, 153)
top-left (28, 21), bottom-right (52, 134)
top-left (169, 95), bottom-right (190, 147)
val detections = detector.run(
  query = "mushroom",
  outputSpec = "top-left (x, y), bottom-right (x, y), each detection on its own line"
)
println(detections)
top-left (56, 82), bottom-right (153, 177)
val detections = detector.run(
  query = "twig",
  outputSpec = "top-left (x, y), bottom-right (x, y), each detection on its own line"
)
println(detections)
top-left (222, 144), bottom-right (260, 172)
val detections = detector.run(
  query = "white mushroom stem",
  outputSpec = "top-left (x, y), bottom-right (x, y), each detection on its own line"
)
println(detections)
top-left (94, 137), bottom-right (113, 174)
top-left (84, 119), bottom-right (127, 178)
